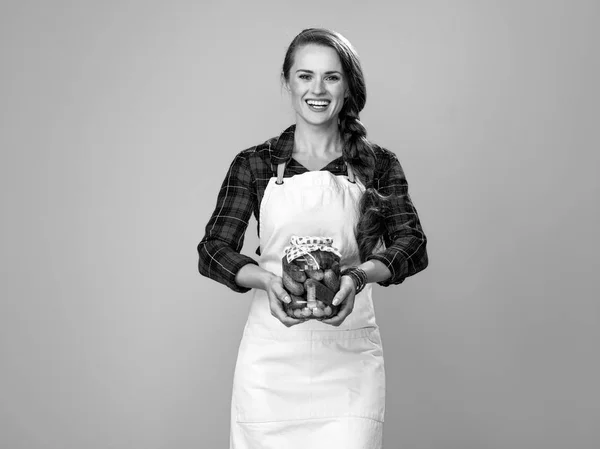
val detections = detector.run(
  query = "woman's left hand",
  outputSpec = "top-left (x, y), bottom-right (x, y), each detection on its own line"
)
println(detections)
top-left (321, 275), bottom-right (356, 326)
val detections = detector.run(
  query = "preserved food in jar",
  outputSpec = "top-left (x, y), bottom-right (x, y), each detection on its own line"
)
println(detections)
top-left (281, 236), bottom-right (342, 320)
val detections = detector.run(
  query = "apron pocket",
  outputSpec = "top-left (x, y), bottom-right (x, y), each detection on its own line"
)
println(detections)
top-left (310, 330), bottom-right (386, 423)
top-left (233, 336), bottom-right (313, 423)
top-left (232, 329), bottom-right (385, 424)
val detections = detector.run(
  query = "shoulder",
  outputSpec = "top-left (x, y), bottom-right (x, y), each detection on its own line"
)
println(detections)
top-left (231, 135), bottom-right (278, 165)
top-left (371, 144), bottom-right (402, 178)
top-left (368, 143), bottom-right (413, 192)
top-left (372, 144), bottom-right (399, 163)
top-left (227, 125), bottom-right (295, 171)
top-left (223, 135), bottom-right (279, 184)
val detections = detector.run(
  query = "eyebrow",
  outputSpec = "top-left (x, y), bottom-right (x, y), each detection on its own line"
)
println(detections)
top-left (295, 69), bottom-right (342, 75)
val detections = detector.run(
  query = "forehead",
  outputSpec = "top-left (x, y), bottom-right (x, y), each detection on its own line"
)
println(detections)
top-left (292, 44), bottom-right (343, 72)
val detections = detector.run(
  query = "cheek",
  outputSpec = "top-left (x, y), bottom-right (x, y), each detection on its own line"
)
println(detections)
top-left (289, 85), bottom-right (306, 109)
top-left (333, 84), bottom-right (347, 100)
top-left (331, 86), bottom-right (346, 107)
top-left (289, 81), bottom-right (304, 98)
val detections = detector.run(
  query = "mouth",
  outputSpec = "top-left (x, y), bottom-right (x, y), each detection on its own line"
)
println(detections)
top-left (305, 99), bottom-right (331, 112)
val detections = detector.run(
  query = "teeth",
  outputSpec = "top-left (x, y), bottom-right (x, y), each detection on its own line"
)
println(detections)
top-left (307, 100), bottom-right (329, 106)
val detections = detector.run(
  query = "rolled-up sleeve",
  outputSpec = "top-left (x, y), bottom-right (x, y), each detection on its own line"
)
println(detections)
top-left (366, 150), bottom-right (428, 286)
top-left (197, 152), bottom-right (259, 293)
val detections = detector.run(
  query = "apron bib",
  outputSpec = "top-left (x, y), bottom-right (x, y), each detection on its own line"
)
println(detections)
top-left (230, 162), bottom-right (386, 449)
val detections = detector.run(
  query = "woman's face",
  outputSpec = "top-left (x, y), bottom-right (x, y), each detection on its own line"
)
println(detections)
top-left (286, 44), bottom-right (348, 127)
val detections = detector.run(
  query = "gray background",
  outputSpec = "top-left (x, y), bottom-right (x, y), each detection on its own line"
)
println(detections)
top-left (1, 0), bottom-right (599, 448)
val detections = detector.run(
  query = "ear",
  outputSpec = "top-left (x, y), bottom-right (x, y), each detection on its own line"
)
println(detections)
top-left (281, 73), bottom-right (291, 92)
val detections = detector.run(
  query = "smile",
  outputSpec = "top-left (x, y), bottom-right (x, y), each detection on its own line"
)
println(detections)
top-left (305, 99), bottom-right (330, 111)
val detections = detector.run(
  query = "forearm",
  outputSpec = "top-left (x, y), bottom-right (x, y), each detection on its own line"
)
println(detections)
top-left (366, 234), bottom-right (428, 286)
top-left (356, 259), bottom-right (392, 285)
top-left (332, 259), bottom-right (392, 307)
top-left (235, 263), bottom-right (277, 291)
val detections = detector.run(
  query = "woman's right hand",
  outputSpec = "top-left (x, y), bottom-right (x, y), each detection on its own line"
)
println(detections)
top-left (265, 274), bottom-right (304, 327)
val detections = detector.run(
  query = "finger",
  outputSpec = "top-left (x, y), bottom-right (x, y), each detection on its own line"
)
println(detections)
top-left (273, 307), bottom-right (303, 327)
top-left (270, 304), bottom-right (301, 325)
top-left (323, 298), bottom-right (354, 326)
top-left (270, 295), bottom-right (289, 315)
top-left (281, 316), bottom-right (304, 327)
top-left (269, 295), bottom-right (302, 326)
top-left (322, 313), bottom-right (344, 326)
top-left (330, 290), bottom-right (346, 307)
top-left (274, 285), bottom-right (291, 304)
top-left (322, 306), bottom-right (348, 326)
top-left (331, 285), bottom-right (352, 306)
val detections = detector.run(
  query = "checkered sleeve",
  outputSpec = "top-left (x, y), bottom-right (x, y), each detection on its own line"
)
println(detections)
top-left (366, 150), bottom-right (429, 286)
top-left (197, 151), bottom-right (259, 293)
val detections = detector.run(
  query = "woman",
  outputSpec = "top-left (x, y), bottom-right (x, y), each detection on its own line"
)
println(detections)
top-left (198, 28), bottom-right (428, 449)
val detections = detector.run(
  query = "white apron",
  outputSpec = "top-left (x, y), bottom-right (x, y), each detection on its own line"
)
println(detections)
top-left (230, 162), bottom-right (386, 449)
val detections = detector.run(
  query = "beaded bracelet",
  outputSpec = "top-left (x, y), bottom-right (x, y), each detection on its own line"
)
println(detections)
top-left (340, 266), bottom-right (368, 295)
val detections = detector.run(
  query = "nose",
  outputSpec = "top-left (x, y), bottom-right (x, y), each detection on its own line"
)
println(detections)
top-left (311, 78), bottom-right (325, 95)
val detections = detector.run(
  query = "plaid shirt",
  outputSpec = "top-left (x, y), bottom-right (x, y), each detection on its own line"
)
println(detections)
top-left (197, 124), bottom-right (428, 293)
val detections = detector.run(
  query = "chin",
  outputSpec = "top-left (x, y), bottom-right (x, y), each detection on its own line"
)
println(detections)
top-left (307, 118), bottom-right (333, 126)
top-left (298, 112), bottom-right (338, 127)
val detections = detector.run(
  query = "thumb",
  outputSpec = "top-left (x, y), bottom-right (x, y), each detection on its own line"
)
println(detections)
top-left (332, 287), bottom-right (349, 307)
top-left (276, 285), bottom-right (291, 304)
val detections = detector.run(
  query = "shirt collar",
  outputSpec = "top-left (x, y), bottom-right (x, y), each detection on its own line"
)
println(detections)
top-left (268, 124), bottom-right (351, 171)
top-left (269, 124), bottom-right (296, 166)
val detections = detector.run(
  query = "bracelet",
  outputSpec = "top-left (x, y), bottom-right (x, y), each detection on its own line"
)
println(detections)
top-left (340, 266), bottom-right (368, 295)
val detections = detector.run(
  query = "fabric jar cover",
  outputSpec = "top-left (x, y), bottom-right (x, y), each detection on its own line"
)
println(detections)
top-left (283, 235), bottom-right (342, 268)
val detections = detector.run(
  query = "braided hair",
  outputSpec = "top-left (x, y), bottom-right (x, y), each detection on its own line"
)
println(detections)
top-left (282, 28), bottom-right (392, 262)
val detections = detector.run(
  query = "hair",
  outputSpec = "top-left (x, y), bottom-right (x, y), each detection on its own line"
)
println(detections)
top-left (282, 28), bottom-right (393, 262)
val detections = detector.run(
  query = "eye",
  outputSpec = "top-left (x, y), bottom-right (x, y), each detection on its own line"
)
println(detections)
top-left (298, 73), bottom-right (312, 80)
top-left (326, 75), bottom-right (340, 81)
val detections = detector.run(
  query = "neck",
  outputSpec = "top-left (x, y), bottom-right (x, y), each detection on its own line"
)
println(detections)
top-left (293, 119), bottom-right (342, 156)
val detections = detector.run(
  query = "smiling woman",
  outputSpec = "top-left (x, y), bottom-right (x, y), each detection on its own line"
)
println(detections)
top-left (197, 28), bottom-right (428, 449)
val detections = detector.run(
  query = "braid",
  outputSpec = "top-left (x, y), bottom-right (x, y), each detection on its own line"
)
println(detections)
top-left (339, 110), bottom-right (392, 263)
top-left (356, 186), bottom-right (391, 262)
top-left (339, 111), bottom-right (375, 185)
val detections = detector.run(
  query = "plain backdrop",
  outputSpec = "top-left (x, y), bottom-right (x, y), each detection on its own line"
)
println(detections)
top-left (1, 1), bottom-right (599, 448)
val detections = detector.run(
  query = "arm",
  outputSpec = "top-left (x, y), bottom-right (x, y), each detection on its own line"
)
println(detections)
top-left (353, 259), bottom-right (393, 284)
top-left (234, 263), bottom-right (277, 291)
top-left (197, 152), bottom-right (260, 293)
top-left (365, 150), bottom-right (428, 285)
top-left (197, 151), bottom-right (301, 325)
top-left (324, 152), bottom-right (428, 326)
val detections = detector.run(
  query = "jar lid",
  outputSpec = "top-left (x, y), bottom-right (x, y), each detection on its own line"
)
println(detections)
top-left (283, 235), bottom-right (342, 265)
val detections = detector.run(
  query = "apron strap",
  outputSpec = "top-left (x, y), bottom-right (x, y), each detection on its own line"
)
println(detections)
top-left (346, 162), bottom-right (356, 183)
top-left (276, 162), bottom-right (286, 185)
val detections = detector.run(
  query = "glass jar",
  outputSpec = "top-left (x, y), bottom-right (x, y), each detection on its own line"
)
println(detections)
top-left (281, 237), bottom-right (342, 320)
